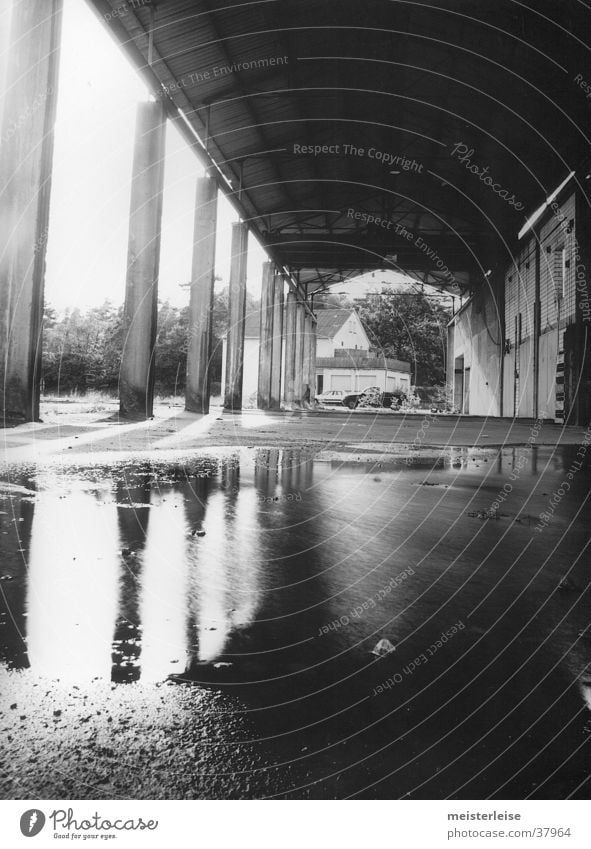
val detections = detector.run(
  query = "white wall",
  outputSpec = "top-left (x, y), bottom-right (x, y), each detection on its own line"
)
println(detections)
top-left (242, 338), bottom-right (259, 403)
top-left (450, 287), bottom-right (502, 416)
top-left (318, 368), bottom-right (409, 393)
top-left (222, 336), bottom-right (285, 406)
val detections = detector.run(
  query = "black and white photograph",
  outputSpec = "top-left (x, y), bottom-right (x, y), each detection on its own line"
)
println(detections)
top-left (1, 0), bottom-right (590, 843)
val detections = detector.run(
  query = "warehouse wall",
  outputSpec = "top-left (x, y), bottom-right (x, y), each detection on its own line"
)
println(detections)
top-left (449, 284), bottom-right (502, 416)
top-left (449, 185), bottom-right (591, 424)
top-left (503, 191), bottom-right (577, 422)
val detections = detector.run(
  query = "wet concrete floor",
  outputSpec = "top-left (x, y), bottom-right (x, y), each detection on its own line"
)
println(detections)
top-left (0, 444), bottom-right (590, 799)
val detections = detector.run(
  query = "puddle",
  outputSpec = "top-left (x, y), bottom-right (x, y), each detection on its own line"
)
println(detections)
top-left (1, 445), bottom-right (590, 798)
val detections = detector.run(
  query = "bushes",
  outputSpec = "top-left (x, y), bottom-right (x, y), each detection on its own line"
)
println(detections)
top-left (42, 296), bottom-right (230, 397)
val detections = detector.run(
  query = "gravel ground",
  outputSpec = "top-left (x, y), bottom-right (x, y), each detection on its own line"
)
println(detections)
top-left (0, 668), bottom-right (304, 800)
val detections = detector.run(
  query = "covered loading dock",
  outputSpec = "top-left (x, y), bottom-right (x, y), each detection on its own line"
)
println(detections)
top-left (2, 0), bottom-right (591, 424)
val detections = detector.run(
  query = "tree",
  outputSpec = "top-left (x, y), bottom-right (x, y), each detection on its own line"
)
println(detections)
top-left (154, 301), bottom-right (188, 394)
top-left (357, 288), bottom-right (451, 386)
top-left (41, 288), bottom-right (261, 398)
top-left (42, 301), bottom-right (124, 393)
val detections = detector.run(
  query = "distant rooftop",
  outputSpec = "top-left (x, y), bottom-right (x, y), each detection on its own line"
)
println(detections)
top-left (244, 307), bottom-right (357, 339)
top-left (315, 309), bottom-right (354, 339)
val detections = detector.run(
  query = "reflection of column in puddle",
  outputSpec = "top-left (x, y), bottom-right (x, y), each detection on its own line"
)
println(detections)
top-left (254, 448), bottom-right (279, 501)
top-left (300, 455), bottom-right (314, 495)
top-left (251, 461), bottom-right (334, 678)
top-left (280, 448), bottom-right (295, 493)
top-left (531, 446), bottom-right (538, 476)
top-left (0, 475), bottom-right (35, 670)
top-left (220, 459), bottom-right (240, 497)
top-left (188, 494), bottom-right (229, 661)
top-left (138, 490), bottom-right (189, 681)
top-left (112, 479), bottom-right (151, 683)
top-left (183, 467), bottom-right (263, 673)
top-left (280, 448), bottom-right (313, 500)
top-left (184, 477), bottom-right (226, 665)
top-left (496, 451), bottom-right (503, 475)
top-left (27, 481), bottom-right (120, 681)
top-left (225, 465), bottom-right (262, 632)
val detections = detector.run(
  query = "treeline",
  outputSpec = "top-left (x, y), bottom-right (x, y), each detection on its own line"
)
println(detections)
top-left (41, 290), bottom-right (256, 396)
top-left (357, 288), bottom-right (451, 386)
top-left (40, 287), bottom-right (449, 397)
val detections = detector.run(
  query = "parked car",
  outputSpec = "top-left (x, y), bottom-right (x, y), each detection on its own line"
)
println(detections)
top-left (341, 386), bottom-right (407, 409)
top-left (316, 389), bottom-right (350, 406)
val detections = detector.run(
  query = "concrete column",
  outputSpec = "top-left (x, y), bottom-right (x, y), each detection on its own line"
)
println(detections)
top-left (270, 273), bottom-right (284, 410)
top-left (283, 291), bottom-right (297, 408)
top-left (309, 318), bottom-right (317, 401)
top-left (119, 100), bottom-right (166, 418)
top-left (0, 0), bottom-right (63, 423)
top-left (294, 303), bottom-right (306, 407)
top-left (186, 175), bottom-right (218, 413)
top-left (257, 262), bottom-right (274, 409)
top-left (302, 314), bottom-right (314, 406)
top-left (224, 221), bottom-right (248, 410)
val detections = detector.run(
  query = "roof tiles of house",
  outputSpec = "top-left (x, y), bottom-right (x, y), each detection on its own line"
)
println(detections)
top-left (244, 308), bottom-right (354, 339)
top-left (315, 309), bottom-right (353, 339)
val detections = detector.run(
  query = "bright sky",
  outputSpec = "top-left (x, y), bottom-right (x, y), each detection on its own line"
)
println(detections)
top-left (44, 0), bottom-right (268, 311)
top-left (40, 0), bottom-right (433, 314)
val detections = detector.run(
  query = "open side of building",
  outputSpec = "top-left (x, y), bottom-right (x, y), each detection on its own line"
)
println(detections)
top-left (2, 1), bottom-right (591, 427)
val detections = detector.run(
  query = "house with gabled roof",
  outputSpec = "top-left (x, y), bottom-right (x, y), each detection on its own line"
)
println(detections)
top-left (222, 307), bottom-right (411, 405)
top-left (314, 309), bottom-right (411, 396)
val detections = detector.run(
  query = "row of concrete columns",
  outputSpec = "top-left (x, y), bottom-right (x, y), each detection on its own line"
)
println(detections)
top-left (0, 0), bottom-right (314, 423)
top-left (258, 285), bottom-right (317, 411)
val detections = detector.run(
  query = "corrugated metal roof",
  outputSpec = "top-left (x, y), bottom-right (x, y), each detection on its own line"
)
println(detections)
top-left (88, 0), bottom-right (591, 293)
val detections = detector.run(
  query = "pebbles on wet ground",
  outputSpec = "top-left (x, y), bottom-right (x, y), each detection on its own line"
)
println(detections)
top-left (0, 668), bottom-right (292, 799)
